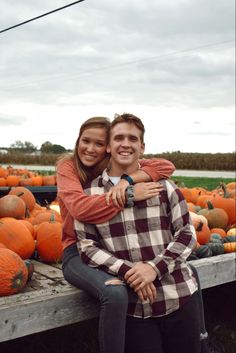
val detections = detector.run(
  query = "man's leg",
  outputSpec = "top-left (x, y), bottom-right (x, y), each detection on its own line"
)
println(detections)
top-left (125, 316), bottom-right (163, 353)
top-left (161, 291), bottom-right (201, 353)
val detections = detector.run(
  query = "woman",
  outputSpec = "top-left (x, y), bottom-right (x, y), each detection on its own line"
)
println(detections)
top-left (56, 116), bottom-right (175, 353)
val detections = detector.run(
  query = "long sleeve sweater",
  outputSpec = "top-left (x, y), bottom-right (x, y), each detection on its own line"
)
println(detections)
top-left (56, 158), bottom-right (175, 249)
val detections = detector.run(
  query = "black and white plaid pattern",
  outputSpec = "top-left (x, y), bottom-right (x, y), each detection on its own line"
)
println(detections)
top-left (75, 170), bottom-right (198, 318)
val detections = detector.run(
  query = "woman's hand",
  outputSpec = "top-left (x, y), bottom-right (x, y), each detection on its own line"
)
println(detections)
top-left (135, 283), bottom-right (157, 304)
top-left (105, 179), bottom-right (129, 207)
top-left (133, 182), bottom-right (163, 201)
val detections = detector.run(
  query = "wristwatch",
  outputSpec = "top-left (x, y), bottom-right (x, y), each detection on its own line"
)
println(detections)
top-left (121, 174), bottom-right (134, 185)
top-left (126, 185), bottom-right (135, 207)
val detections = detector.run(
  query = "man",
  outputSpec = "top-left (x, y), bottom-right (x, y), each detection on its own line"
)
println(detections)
top-left (75, 113), bottom-right (201, 353)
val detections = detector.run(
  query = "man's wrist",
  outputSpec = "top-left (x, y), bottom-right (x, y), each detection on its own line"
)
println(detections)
top-left (125, 185), bottom-right (135, 207)
top-left (121, 174), bottom-right (134, 185)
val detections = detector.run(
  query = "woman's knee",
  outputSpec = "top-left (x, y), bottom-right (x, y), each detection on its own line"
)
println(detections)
top-left (101, 279), bottom-right (128, 305)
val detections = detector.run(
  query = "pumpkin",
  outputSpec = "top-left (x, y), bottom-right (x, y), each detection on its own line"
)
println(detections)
top-left (198, 201), bottom-right (229, 230)
top-left (42, 175), bottom-right (56, 186)
top-left (0, 218), bottom-right (35, 259)
top-left (223, 242), bottom-right (236, 253)
top-left (0, 194), bottom-right (26, 219)
top-left (0, 248), bottom-right (28, 296)
top-left (222, 235), bottom-right (236, 243)
top-left (210, 228), bottom-right (227, 238)
top-left (207, 242), bottom-right (224, 256)
top-left (227, 228), bottom-right (236, 236)
top-left (9, 186), bottom-right (36, 212)
top-left (32, 208), bottom-right (61, 225)
top-left (209, 233), bottom-right (222, 242)
top-left (0, 177), bottom-right (7, 187)
top-left (31, 175), bottom-right (43, 186)
top-left (36, 214), bottom-right (63, 263)
top-left (210, 189), bottom-right (236, 226)
top-left (6, 175), bottom-right (20, 186)
top-left (195, 221), bottom-right (211, 245)
top-left (196, 245), bottom-right (213, 258)
top-left (24, 259), bottom-right (34, 281)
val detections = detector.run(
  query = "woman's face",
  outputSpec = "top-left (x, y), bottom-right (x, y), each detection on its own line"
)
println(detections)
top-left (77, 127), bottom-right (108, 167)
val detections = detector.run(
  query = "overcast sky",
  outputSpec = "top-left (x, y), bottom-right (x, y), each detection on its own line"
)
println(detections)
top-left (0, 0), bottom-right (235, 154)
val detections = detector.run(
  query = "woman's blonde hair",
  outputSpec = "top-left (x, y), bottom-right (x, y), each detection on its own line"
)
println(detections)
top-left (57, 117), bottom-right (111, 185)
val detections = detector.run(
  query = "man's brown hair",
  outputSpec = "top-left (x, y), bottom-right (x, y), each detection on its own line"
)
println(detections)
top-left (111, 113), bottom-right (145, 143)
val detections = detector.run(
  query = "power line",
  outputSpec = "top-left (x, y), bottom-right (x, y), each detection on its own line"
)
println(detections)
top-left (0, 0), bottom-right (85, 34)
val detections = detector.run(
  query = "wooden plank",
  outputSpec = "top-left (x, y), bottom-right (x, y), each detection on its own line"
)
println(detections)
top-left (0, 287), bottom-right (99, 342)
top-left (0, 253), bottom-right (235, 343)
top-left (189, 252), bottom-right (236, 289)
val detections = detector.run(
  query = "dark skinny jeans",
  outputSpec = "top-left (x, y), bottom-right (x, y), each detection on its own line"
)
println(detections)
top-left (62, 244), bottom-right (128, 353)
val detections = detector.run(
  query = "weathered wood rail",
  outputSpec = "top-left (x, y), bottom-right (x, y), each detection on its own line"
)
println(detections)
top-left (0, 253), bottom-right (235, 343)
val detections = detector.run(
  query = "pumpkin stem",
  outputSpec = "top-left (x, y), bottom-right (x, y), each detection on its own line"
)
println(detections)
top-left (196, 221), bottom-right (204, 232)
top-left (207, 200), bottom-right (214, 210)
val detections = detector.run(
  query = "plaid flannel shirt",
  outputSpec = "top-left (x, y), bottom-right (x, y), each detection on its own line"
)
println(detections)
top-left (75, 170), bottom-right (198, 318)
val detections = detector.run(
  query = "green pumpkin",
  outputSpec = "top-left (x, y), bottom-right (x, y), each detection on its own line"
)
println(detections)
top-left (208, 242), bottom-right (224, 256)
top-left (209, 233), bottom-right (222, 243)
top-left (222, 235), bottom-right (236, 243)
top-left (196, 245), bottom-right (213, 258)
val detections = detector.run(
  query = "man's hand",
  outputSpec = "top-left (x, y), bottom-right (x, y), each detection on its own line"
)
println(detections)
top-left (136, 283), bottom-right (157, 304)
top-left (124, 262), bottom-right (157, 289)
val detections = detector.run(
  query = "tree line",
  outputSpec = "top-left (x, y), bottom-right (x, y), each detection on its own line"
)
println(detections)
top-left (0, 149), bottom-right (235, 171)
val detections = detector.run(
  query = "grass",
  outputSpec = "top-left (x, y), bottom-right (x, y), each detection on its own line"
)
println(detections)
top-left (171, 176), bottom-right (235, 191)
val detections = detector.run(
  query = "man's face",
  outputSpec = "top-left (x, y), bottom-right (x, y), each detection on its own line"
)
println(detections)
top-left (107, 122), bottom-right (145, 170)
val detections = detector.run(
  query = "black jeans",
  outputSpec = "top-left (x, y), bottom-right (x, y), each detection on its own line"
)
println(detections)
top-left (125, 291), bottom-right (201, 353)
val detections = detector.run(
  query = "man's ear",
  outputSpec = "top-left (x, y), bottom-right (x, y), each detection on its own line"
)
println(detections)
top-left (106, 144), bottom-right (111, 153)
top-left (140, 143), bottom-right (145, 157)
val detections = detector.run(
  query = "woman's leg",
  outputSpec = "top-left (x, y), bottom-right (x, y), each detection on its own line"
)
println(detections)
top-left (62, 245), bottom-right (128, 353)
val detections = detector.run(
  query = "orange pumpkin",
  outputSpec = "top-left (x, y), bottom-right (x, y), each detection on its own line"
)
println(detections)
top-left (36, 215), bottom-right (63, 263)
top-left (210, 228), bottom-right (227, 238)
top-left (198, 201), bottom-right (229, 230)
top-left (32, 209), bottom-right (62, 225)
top-left (223, 242), bottom-right (236, 253)
top-left (0, 177), bottom-right (7, 187)
top-left (31, 175), bottom-right (43, 186)
top-left (42, 175), bottom-right (56, 186)
top-left (195, 221), bottom-right (211, 245)
top-left (6, 175), bottom-right (20, 186)
top-left (0, 194), bottom-right (26, 219)
top-left (0, 248), bottom-right (28, 296)
top-left (0, 219), bottom-right (35, 259)
top-left (9, 186), bottom-right (36, 212)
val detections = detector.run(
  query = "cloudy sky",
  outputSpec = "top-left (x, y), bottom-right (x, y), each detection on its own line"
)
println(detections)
top-left (0, 0), bottom-right (235, 154)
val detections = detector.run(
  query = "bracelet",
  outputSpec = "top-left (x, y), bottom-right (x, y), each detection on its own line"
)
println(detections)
top-left (121, 174), bottom-right (134, 185)
top-left (126, 185), bottom-right (135, 207)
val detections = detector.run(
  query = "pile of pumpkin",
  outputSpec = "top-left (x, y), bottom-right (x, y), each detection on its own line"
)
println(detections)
top-left (0, 165), bottom-right (56, 186)
top-left (0, 186), bottom-right (62, 296)
top-left (179, 182), bottom-right (236, 260)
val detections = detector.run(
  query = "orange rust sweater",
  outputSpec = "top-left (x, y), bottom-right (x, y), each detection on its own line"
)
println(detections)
top-left (56, 158), bottom-right (175, 250)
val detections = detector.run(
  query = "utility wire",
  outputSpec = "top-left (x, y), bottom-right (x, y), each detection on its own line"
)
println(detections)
top-left (0, 0), bottom-right (85, 34)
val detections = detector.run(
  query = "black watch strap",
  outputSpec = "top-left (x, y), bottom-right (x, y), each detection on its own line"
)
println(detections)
top-left (121, 174), bottom-right (134, 185)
